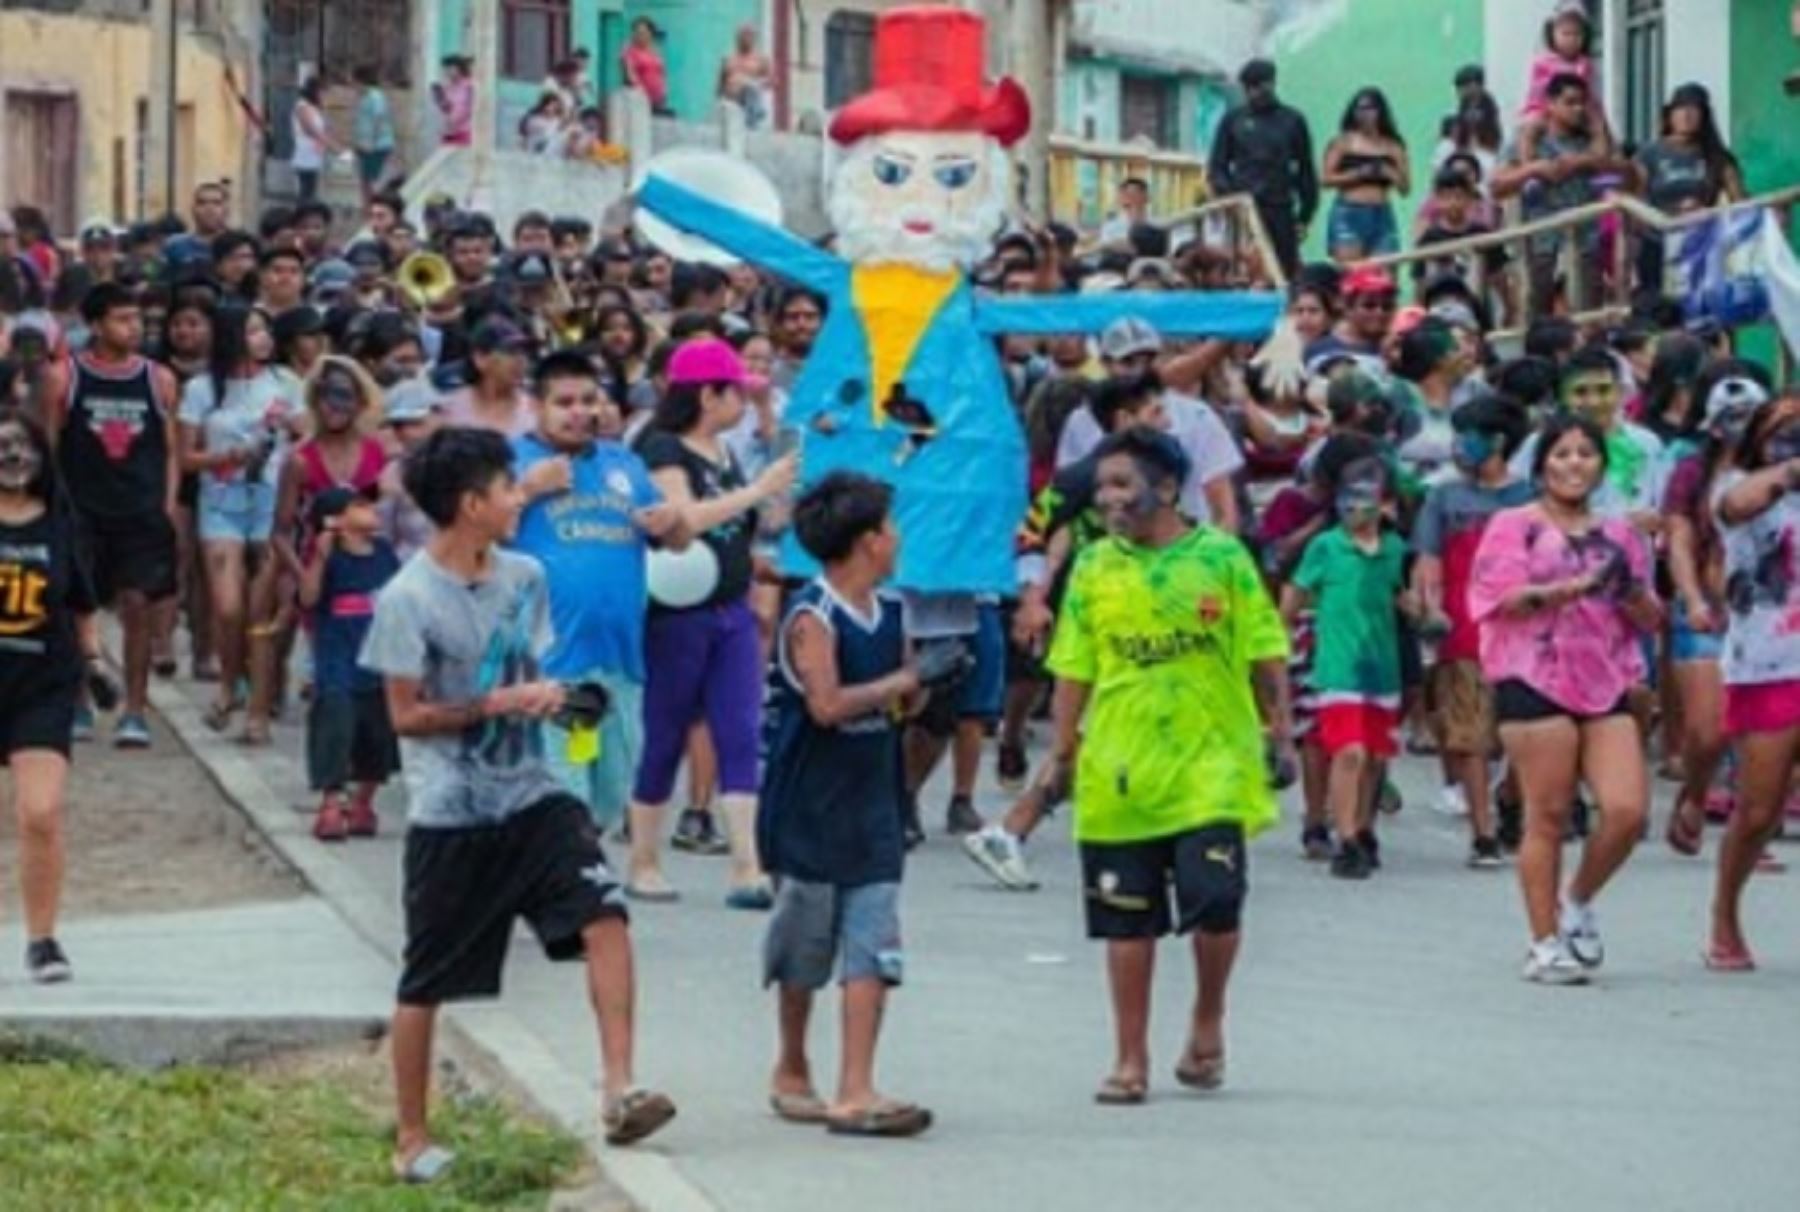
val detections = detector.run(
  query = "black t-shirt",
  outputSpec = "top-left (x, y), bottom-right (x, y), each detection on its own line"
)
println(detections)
top-left (0, 506), bottom-right (93, 700)
top-left (635, 430), bottom-right (756, 609)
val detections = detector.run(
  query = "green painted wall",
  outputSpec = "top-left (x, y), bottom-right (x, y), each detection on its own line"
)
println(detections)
top-left (627, 0), bottom-right (761, 120)
top-left (1729, 0), bottom-right (1800, 197)
top-left (1269, 0), bottom-right (1484, 261)
top-left (1728, 0), bottom-right (1800, 376)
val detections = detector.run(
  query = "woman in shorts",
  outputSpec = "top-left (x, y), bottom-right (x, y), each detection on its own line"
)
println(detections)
top-left (177, 304), bottom-right (303, 742)
top-left (0, 411), bottom-right (106, 983)
top-left (1322, 88), bottom-right (1409, 263)
top-left (1705, 393), bottom-right (1800, 971)
top-left (1470, 414), bottom-right (1662, 985)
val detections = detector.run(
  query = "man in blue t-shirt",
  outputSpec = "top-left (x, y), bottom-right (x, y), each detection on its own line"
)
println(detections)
top-left (511, 352), bottom-right (688, 827)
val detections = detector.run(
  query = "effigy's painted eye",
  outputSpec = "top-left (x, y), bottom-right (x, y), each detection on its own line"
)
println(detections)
top-left (934, 159), bottom-right (977, 190)
top-left (873, 155), bottom-right (912, 187)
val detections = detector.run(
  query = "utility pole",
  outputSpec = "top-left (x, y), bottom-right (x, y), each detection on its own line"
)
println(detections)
top-left (466, 0), bottom-right (500, 207)
top-left (146, 0), bottom-right (180, 218)
top-left (1006, 0), bottom-right (1060, 219)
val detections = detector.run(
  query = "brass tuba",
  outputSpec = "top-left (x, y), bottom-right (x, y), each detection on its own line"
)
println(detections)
top-left (396, 252), bottom-right (456, 309)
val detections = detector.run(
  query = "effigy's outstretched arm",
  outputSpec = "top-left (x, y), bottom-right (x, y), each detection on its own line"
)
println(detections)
top-left (972, 290), bottom-right (1284, 341)
top-left (636, 175), bottom-right (844, 296)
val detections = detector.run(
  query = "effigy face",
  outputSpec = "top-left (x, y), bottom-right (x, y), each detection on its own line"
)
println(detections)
top-left (827, 130), bottom-right (1012, 274)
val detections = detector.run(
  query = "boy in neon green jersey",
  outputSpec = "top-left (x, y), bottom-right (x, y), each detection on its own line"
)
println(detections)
top-left (1046, 429), bottom-right (1293, 1105)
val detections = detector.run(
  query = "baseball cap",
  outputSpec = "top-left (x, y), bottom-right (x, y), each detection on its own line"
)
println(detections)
top-left (667, 338), bottom-right (763, 389)
top-left (1326, 368), bottom-right (1386, 414)
top-left (1702, 376), bottom-right (1770, 431)
top-left (468, 316), bottom-right (532, 355)
top-left (384, 377), bottom-right (444, 425)
top-left (1099, 316), bottom-right (1164, 361)
top-left (9, 310), bottom-right (60, 348)
top-left (80, 221), bottom-right (117, 247)
top-left (1126, 257), bottom-right (1182, 288)
top-left (1341, 265), bottom-right (1397, 298)
top-left (510, 251), bottom-right (553, 285)
top-left (309, 258), bottom-right (356, 294)
top-left (308, 482), bottom-right (382, 529)
top-left (344, 239), bottom-right (388, 271)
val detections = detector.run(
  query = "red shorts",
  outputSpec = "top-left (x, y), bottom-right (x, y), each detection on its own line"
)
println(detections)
top-left (1316, 700), bottom-right (1401, 758)
top-left (1723, 680), bottom-right (1800, 738)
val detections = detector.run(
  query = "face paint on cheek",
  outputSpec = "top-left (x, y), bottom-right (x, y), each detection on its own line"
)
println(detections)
top-left (0, 432), bottom-right (41, 491)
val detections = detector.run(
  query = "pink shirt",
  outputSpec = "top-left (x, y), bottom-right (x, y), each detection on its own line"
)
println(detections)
top-left (438, 78), bottom-right (473, 146)
top-left (1468, 504), bottom-right (1655, 715)
top-left (624, 45), bottom-right (668, 109)
top-left (1521, 52), bottom-right (1606, 124)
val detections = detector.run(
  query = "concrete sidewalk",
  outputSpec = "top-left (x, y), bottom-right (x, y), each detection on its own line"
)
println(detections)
top-left (144, 665), bottom-right (1800, 1212)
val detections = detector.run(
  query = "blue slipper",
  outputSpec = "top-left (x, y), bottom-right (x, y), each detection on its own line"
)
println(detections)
top-left (393, 1144), bottom-right (455, 1184)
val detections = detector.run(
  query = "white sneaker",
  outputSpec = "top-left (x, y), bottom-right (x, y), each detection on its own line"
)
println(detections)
top-left (1560, 900), bottom-right (1604, 969)
top-left (1435, 784), bottom-right (1470, 817)
top-left (962, 827), bottom-right (1038, 891)
top-left (1522, 937), bottom-right (1589, 985)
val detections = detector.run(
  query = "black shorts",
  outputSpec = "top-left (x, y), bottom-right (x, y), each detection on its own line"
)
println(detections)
top-left (1080, 822), bottom-right (1248, 940)
top-left (0, 683), bottom-right (78, 763)
top-left (1494, 679), bottom-right (1630, 726)
top-left (397, 793), bottom-right (629, 1005)
top-left (306, 689), bottom-right (400, 791)
top-left (78, 511), bottom-right (177, 605)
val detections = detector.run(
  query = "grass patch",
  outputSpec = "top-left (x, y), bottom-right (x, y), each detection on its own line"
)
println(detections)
top-left (0, 1037), bottom-right (585, 1211)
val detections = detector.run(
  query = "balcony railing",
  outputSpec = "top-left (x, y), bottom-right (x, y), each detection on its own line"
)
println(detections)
top-left (1049, 133), bottom-right (1210, 232)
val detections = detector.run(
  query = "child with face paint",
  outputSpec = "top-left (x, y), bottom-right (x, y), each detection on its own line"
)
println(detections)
top-left (1412, 394), bottom-right (1534, 864)
top-left (0, 410), bottom-right (110, 982)
top-left (273, 356), bottom-right (389, 584)
top-left (1282, 444), bottom-right (1417, 880)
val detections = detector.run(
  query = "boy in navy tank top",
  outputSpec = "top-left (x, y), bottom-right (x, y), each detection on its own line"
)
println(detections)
top-left (760, 472), bottom-right (967, 1138)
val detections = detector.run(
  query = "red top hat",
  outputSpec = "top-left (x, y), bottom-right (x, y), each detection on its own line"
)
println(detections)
top-left (828, 6), bottom-right (1030, 147)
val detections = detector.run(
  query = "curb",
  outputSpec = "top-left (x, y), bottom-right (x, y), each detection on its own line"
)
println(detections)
top-left (143, 674), bottom-right (721, 1212)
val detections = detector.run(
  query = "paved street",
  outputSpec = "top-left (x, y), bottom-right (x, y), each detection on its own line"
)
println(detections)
top-left (139, 666), bottom-right (1800, 1212)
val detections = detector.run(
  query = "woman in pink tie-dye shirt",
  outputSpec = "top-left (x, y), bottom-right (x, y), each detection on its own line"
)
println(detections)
top-left (1469, 413), bottom-right (1661, 986)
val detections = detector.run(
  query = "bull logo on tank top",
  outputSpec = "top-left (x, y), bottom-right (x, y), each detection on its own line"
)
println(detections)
top-left (83, 393), bottom-right (150, 462)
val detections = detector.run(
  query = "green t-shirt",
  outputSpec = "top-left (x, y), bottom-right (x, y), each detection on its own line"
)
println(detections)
top-left (1047, 526), bottom-right (1289, 843)
top-left (1291, 527), bottom-right (1406, 701)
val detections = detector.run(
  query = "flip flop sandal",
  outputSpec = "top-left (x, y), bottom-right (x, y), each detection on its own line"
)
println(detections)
top-left (392, 1144), bottom-right (455, 1184)
top-left (1702, 942), bottom-right (1756, 973)
top-left (769, 1091), bottom-right (830, 1124)
top-left (603, 1088), bottom-right (676, 1146)
top-left (725, 883), bottom-right (775, 911)
top-left (825, 1102), bottom-right (933, 1137)
top-left (238, 722), bottom-right (272, 747)
top-left (1093, 1076), bottom-right (1147, 1106)
top-left (1174, 1051), bottom-right (1226, 1091)
top-left (1665, 794), bottom-right (1705, 857)
top-left (624, 881), bottom-right (681, 904)
top-left (1755, 849), bottom-right (1788, 875)
top-left (153, 656), bottom-right (178, 679)
top-left (202, 699), bottom-right (236, 733)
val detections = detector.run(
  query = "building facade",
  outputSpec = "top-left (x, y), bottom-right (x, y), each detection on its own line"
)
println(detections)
top-left (0, 0), bottom-right (258, 232)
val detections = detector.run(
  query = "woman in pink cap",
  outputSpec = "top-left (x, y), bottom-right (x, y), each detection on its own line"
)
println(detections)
top-left (626, 339), bottom-right (796, 906)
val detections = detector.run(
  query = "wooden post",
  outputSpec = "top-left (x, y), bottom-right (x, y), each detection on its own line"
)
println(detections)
top-left (145, 0), bottom-right (178, 217)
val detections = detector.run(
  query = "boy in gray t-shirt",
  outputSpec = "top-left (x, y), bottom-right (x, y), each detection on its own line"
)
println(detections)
top-left (359, 428), bottom-right (673, 1183)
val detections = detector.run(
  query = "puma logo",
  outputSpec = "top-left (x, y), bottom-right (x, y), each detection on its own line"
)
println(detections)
top-left (1205, 846), bottom-right (1236, 873)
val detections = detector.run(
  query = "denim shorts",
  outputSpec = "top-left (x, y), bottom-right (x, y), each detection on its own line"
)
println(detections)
top-left (1327, 200), bottom-right (1401, 257)
top-left (1668, 599), bottom-right (1725, 664)
top-left (543, 672), bottom-right (643, 830)
top-left (762, 879), bottom-right (903, 990)
top-left (957, 601), bottom-right (1007, 720)
top-left (197, 480), bottom-right (277, 544)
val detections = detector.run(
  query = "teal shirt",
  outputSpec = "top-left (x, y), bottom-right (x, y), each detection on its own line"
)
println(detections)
top-left (354, 89), bottom-right (395, 152)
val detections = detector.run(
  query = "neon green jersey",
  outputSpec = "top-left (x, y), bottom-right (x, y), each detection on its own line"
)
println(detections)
top-left (1047, 526), bottom-right (1290, 843)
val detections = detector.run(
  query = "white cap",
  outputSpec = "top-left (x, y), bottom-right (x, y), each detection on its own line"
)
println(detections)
top-left (1099, 316), bottom-right (1163, 361)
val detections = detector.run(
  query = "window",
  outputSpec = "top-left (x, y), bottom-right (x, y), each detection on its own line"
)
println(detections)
top-left (1621, 0), bottom-right (1665, 148)
top-left (503, 0), bottom-right (570, 83)
top-left (825, 11), bottom-right (877, 110)
top-left (1119, 74), bottom-right (1175, 149)
top-left (325, 0), bottom-right (414, 88)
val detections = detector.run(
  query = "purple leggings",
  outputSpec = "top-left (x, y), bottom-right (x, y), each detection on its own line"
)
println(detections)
top-left (634, 598), bottom-right (762, 803)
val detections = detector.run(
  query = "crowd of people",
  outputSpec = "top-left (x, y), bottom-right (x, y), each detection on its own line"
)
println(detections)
top-left (0, 2), bottom-right (1796, 1169)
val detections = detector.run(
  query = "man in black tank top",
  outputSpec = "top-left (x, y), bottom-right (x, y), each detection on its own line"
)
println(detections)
top-left (40, 283), bottom-right (179, 749)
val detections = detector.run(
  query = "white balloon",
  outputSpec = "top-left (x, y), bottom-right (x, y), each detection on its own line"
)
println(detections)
top-left (646, 544), bottom-right (720, 609)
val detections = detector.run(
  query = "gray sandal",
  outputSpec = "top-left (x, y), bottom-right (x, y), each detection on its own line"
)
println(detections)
top-left (392, 1144), bottom-right (455, 1184)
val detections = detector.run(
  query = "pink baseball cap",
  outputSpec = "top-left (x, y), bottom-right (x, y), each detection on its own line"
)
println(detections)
top-left (667, 338), bottom-right (766, 390)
